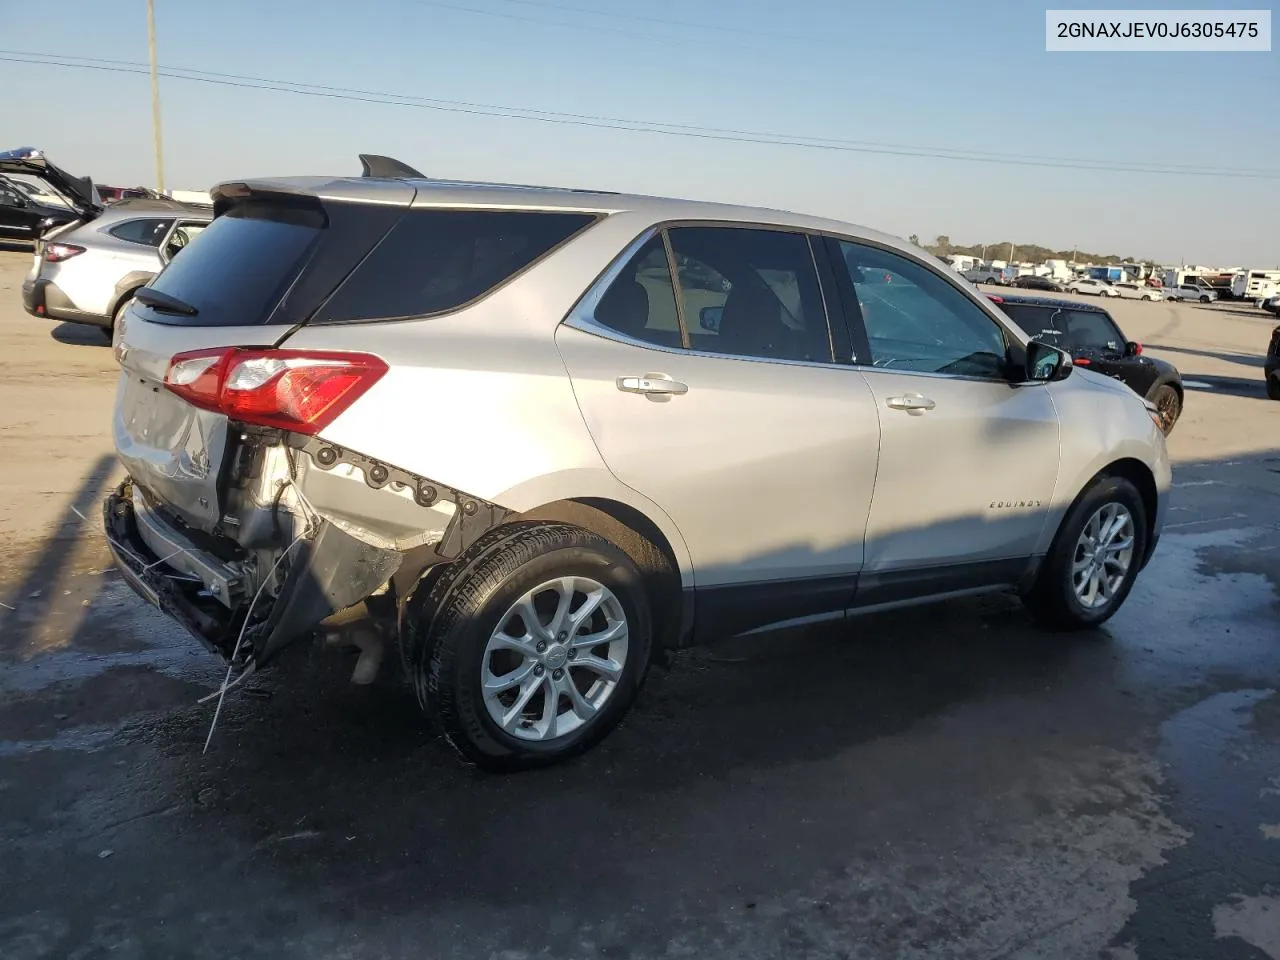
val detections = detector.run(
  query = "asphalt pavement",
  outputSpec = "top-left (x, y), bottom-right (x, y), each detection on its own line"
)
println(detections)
top-left (2, 256), bottom-right (1278, 960)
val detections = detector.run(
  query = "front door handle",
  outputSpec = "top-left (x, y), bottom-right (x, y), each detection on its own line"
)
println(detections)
top-left (616, 375), bottom-right (688, 396)
top-left (885, 393), bottom-right (936, 412)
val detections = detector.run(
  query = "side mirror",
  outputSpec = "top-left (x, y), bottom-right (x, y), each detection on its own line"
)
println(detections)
top-left (699, 305), bottom-right (722, 332)
top-left (1026, 340), bottom-right (1073, 382)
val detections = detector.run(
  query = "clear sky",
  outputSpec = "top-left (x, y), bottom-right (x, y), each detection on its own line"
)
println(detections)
top-left (3, 0), bottom-right (1277, 264)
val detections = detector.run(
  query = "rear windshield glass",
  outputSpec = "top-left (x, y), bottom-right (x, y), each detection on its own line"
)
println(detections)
top-left (313, 209), bottom-right (598, 323)
top-left (142, 200), bottom-right (324, 326)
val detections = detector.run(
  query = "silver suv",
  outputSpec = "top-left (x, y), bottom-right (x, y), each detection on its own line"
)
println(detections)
top-left (104, 160), bottom-right (1171, 770)
top-left (22, 198), bottom-right (211, 333)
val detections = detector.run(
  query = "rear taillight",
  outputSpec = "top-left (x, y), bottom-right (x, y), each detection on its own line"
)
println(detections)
top-left (43, 243), bottom-right (85, 262)
top-left (163, 348), bottom-right (388, 435)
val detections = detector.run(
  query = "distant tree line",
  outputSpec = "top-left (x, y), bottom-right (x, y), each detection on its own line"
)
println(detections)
top-left (914, 234), bottom-right (1147, 265)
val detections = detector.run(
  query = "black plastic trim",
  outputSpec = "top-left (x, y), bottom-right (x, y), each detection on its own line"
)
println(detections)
top-left (851, 557), bottom-right (1031, 608)
top-left (692, 574), bottom-right (857, 644)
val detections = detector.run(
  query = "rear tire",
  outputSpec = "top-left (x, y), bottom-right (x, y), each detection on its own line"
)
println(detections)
top-left (415, 523), bottom-right (653, 771)
top-left (1200, 295), bottom-right (1211, 303)
top-left (1267, 376), bottom-right (1280, 401)
top-left (1023, 475), bottom-right (1148, 631)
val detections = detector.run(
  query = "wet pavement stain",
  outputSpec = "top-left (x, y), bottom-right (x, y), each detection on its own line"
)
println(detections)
top-left (1111, 690), bottom-right (1280, 959)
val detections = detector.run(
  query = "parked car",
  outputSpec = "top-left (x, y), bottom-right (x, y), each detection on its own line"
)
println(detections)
top-left (1, 174), bottom-right (73, 209)
top-left (963, 266), bottom-right (1013, 285)
top-left (1065, 278), bottom-right (1121, 297)
top-left (1162, 283), bottom-right (1218, 303)
top-left (0, 175), bottom-right (81, 243)
top-left (1173, 284), bottom-right (1219, 303)
top-left (102, 157), bottom-right (1172, 770)
top-left (96, 184), bottom-right (162, 204)
top-left (0, 147), bottom-right (102, 245)
top-left (1257, 293), bottom-right (1280, 317)
top-left (22, 197), bottom-right (211, 333)
top-left (1012, 275), bottom-right (1064, 292)
top-left (990, 293), bottom-right (1184, 434)
top-left (1266, 323), bottom-right (1280, 400)
top-left (1113, 282), bottom-right (1164, 302)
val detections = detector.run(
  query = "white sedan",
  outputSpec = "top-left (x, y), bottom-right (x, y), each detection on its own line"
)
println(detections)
top-left (1113, 282), bottom-right (1164, 302)
top-left (1065, 278), bottom-right (1120, 297)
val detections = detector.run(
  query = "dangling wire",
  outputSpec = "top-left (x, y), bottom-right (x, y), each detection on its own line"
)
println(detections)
top-left (202, 481), bottom-right (318, 755)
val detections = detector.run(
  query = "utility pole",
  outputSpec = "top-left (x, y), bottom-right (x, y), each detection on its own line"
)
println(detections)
top-left (147, 0), bottom-right (165, 195)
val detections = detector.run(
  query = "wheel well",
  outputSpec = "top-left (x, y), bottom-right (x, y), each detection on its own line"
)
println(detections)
top-left (1149, 378), bottom-right (1182, 403)
top-left (1099, 457), bottom-right (1159, 559)
top-left (111, 285), bottom-right (144, 319)
top-left (513, 498), bottom-right (685, 652)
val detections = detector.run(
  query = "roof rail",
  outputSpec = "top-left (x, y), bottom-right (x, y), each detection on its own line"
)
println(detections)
top-left (358, 154), bottom-right (426, 179)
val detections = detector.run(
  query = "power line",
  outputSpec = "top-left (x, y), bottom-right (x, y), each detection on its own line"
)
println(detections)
top-left (7, 53), bottom-right (1278, 180)
top-left (400, 0), bottom-right (780, 50)
top-left (485, 0), bottom-right (822, 42)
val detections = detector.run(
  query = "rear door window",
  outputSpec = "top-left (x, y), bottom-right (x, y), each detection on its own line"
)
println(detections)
top-left (1060, 309), bottom-right (1124, 353)
top-left (592, 235), bottom-right (683, 349)
top-left (314, 209), bottom-right (598, 323)
top-left (108, 218), bottom-right (174, 246)
top-left (665, 226), bottom-right (833, 364)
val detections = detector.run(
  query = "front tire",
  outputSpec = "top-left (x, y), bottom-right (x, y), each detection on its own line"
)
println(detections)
top-left (1023, 475), bottom-right (1148, 630)
top-left (1200, 295), bottom-right (1211, 303)
top-left (1149, 383), bottom-right (1182, 434)
top-left (415, 523), bottom-right (653, 771)
top-left (1267, 375), bottom-right (1280, 401)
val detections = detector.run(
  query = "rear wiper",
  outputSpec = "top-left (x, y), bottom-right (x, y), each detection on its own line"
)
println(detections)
top-left (134, 286), bottom-right (199, 316)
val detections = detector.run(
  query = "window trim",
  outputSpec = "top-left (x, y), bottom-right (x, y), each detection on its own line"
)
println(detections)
top-left (563, 218), bottom-right (844, 369)
top-left (660, 229), bottom-right (692, 349)
top-left (818, 231), bottom-right (1032, 384)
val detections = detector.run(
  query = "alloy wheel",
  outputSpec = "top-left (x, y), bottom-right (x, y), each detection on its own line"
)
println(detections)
top-left (1071, 503), bottom-right (1135, 610)
top-left (481, 576), bottom-right (629, 741)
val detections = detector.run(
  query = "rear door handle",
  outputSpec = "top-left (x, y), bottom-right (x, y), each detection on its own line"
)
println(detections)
top-left (885, 393), bottom-right (936, 412)
top-left (616, 375), bottom-right (688, 396)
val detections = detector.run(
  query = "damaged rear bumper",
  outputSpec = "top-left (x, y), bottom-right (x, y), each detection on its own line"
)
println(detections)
top-left (103, 478), bottom-right (403, 666)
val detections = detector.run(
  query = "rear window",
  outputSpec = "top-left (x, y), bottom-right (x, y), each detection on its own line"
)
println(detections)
top-left (313, 209), bottom-right (598, 323)
top-left (142, 200), bottom-right (325, 327)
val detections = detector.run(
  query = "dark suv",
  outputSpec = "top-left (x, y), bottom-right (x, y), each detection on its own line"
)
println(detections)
top-left (1266, 324), bottom-right (1280, 400)
top-left (990, 293), bottom-right (1184, 434)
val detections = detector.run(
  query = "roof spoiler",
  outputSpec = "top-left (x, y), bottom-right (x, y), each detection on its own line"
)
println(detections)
top-left (358, 154), bottom-right (426, 179)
